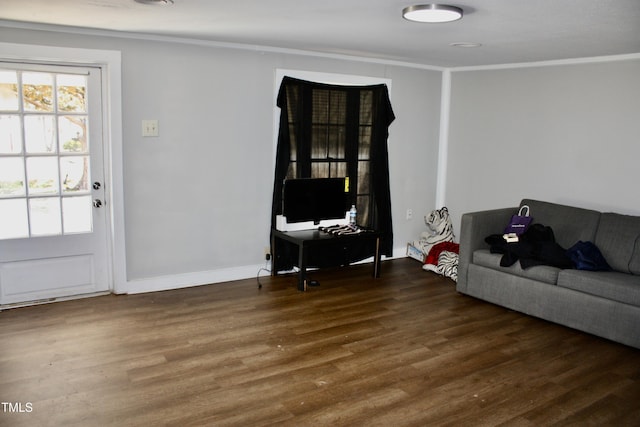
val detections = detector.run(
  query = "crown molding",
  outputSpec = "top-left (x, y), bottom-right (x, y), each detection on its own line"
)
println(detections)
top-left (0, 19), bottom-right (445, 72)
top-left (449, 53), bottom-right (640, 72)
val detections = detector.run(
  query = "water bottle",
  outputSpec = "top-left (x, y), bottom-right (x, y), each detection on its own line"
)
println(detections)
top-left (349, 204), bottom-right (357, 226)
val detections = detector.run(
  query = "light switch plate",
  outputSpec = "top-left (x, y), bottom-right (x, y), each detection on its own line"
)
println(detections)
top-left (142, 119), bottom-right (159, 137)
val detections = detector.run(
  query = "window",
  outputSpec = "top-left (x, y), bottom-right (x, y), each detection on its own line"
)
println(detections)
top-left (0, 64), bottom-right (93, 239)
top-left (284, 87), bottom-right (377, 224)
top-left (272, 75), bottom-right (395, 259)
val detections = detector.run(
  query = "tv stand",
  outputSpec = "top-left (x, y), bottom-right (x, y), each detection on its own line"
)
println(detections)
top-left (271, 228), bottom-right (382, 291)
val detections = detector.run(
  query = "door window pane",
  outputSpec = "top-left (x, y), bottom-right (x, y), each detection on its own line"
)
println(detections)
top-left (61, 156), bottom-right (90, 193)
top-left (0, 199), bottom-right (29, 239)
top-left (24, 115), bottom-right (56, 153)
top-left (0, 115), bottom-right (22, 153)
top-left (27, 157), bottom-right (59, 195)
top-left (0, 70), bottom-right (19, 110)
top-left (22, 72), bottom-right (54, 112)
top-left (57, 74), bottom-right (87, 113)
top-left (0, 158), bottom-right (25, 196)
top-left (29, 197), bottom-right (62, 236)
top-left (62, 196), bottom-right (92, 234)
top-left (59, 116), bottom-right (88, 153)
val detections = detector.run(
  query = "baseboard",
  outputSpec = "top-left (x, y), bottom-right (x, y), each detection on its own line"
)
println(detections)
top-left (122, 245), bottom-right (409, 295)
top-left (124, 264), bottom-right (267, 295)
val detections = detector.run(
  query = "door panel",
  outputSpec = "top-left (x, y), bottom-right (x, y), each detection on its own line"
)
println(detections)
top-left (0, 255), bottom-right (95, 302)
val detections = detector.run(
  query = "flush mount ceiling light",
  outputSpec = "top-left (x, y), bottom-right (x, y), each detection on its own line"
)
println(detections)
top-left (134, 0), bottom-right (174, 5)
top-left (402, 4), bottom-right (463, 23)
top-left (450, 42), bottom-right (482, 48)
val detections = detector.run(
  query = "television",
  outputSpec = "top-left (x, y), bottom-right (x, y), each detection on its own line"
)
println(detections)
top-left (283, 177), bottom-right (348, 225)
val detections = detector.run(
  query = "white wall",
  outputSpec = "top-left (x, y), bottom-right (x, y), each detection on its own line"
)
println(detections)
top-left (0, 26), bottom-right (442, 291)
top-left (445, 58), bottom-right (640, 233)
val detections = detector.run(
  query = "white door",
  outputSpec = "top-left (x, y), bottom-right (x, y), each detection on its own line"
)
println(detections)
top-left (0, 63), bottom-right (110, 306)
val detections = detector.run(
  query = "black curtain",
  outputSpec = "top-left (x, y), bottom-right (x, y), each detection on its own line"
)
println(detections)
top-left (271, 77), bottom-right (395, 270)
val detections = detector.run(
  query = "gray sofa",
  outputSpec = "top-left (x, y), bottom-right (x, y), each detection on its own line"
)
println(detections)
top-left (457, 199), bottom-right (640, 349)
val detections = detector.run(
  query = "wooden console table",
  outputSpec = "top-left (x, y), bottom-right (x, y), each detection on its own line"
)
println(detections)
top-left (271, 228), bottom-right (382, 291)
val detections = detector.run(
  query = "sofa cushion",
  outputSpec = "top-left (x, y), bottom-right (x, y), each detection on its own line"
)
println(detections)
top-left (558, 269), bottom-right (640, 307)
top-left (520, 199), bottom-right (601, 249)
top-left (595, 213), bottom-right (640, 275)
top-left (473, 249), bottom-right (561, 285)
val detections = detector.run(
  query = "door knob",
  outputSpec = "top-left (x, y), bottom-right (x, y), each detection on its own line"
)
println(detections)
top-left (93, 199), bottom-right (103, 208)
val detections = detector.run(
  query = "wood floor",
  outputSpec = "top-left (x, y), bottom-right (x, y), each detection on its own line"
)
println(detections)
top-left (1, 258), bottom-right (639, 427)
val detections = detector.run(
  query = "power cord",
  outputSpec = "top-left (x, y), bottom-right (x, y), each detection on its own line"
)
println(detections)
top-left (257, 254), bottom-right (272, 289)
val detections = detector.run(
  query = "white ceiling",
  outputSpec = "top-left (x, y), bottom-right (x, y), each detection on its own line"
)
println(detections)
top-left (1, 0), bottom-right (639, 68)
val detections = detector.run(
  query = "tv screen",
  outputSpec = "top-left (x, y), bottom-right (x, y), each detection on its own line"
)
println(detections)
top-left (283, 178), bottom-right (347, 224)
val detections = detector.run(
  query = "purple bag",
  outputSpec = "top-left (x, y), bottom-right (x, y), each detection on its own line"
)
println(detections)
top-left (504, 205), bottom-right (532, 236)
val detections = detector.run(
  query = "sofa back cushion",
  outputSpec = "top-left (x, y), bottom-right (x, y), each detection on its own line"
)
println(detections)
top-left (520, 199), bottom-right (601, 249)
top-left (595, 213), bottom-right (640, 275)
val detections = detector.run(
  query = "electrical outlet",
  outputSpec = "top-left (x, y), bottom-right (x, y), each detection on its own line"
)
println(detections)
top-left (406, 209), bottom-right (413, 220)
top-left (264, 246), bottom-right (271, 261)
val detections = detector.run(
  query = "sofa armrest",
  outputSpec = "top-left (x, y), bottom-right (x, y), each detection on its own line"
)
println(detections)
top-left (456, 206), bottom-right (517, 293)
